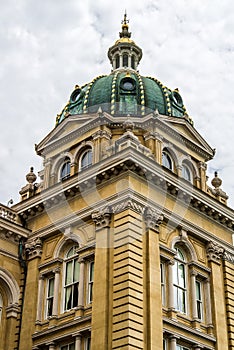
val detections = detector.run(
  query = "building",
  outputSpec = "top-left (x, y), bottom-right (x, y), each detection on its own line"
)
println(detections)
top-left (1, 14), bottom-right (234, 350)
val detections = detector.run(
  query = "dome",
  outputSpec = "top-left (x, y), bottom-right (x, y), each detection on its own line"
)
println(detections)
top-left (56, 13), bottom-right (191, 126)
top-left (56, 71), bottom-right (190, 125)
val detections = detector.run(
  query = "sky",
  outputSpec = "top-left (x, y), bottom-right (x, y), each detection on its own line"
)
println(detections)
top-left (0, 0), bottom-right (234, 208)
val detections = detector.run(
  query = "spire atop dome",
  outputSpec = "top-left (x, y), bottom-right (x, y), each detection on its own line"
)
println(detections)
top-left (119, 11), bottom-right (131, 39)
top-left (108, 14), bottom-right (142, 71)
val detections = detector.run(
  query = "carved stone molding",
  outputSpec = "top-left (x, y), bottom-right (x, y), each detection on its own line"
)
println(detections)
top-left (223, 251), bottom-right (234, 264)
top-left (112, 199), bottom-right (144, 215)
top-left (206, 241), bottom-right (224, 263)
top-left (0, 229), bottom-right (21, 244)
top-left (92, 207), bottom-right (112, 231)
top-left (25, 237), bottom-right (43, 260)
top-left (92, 130), bottom-right (112, 140)
top-left (144, 207), bottom-right (164, 232)
top-left (6, 303), bottom-right (19, 318)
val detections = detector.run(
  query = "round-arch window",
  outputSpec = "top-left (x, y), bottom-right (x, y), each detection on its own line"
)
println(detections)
top-left (116, 54), bottom-right (120, 69)
top-left (60, 160), bottom-right (71, 181)
top-left (172, 91), bottom-right (183, 107)
top-left (120, 78), bottom-right (136, 91)
top-left (70, 88), bottom-right (81, 103)
top-left (123, 54), bottom-right (128, 67)
top-left (182, 164), bottom-right (192, 182)
top-left (162, 151), bottom-right (173, 170)
top-left (80, 149), bottom-right (92, 171)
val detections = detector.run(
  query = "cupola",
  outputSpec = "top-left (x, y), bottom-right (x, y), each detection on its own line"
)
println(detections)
top-left (107, 12), bottom-right (142, 71)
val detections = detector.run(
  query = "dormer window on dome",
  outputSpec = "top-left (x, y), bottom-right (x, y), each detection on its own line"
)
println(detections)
top-left (108, 13), bottom-right (142, 71)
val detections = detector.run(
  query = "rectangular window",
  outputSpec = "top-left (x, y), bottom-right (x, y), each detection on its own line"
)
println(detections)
top-left (86, 337), bottom-right (91, 350)
top-left (88, 261), bottom-right (94, 303)
top-left (61, 343), bottom-right (75, 350)
top-left (160, 263), bottom-right (165, 305)
top-left (196, 280), bottom-right (203, 320)
top-left (64, 258), bottom-right (80, 311)
top-left (46, 277), bottom-right (54, 318)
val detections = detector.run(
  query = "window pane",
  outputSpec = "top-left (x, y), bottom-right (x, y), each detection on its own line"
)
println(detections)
top-left (72, 282), bottom-right (79, 307)
top-left (182, 164), bottom-right (191, 181)
top-left (65, 261), bottom-right (73, 285)
top-left (47, 298), bottom-right (53, 316)
top-left (73, 259), bottom-right (80, 282)
top-left (65, 286), bottom-right (72, 310)
top-left (178, 263), bottom-right (185, 287)
top-left (123, 54), bottom-right (128, 67)
top-left (90, 261), bottom-right (94, 281)
top-left (162, 151), bottom-right (172, 170)
top-left (70, 343), bottom-right (75, 350)
top-left (48, 278), bottom-right (54, 297)
top-left (81, 150), bottom-right (92, 170)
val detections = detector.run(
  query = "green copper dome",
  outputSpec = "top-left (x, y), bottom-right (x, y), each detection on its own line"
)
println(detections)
top-left (56, 14), bottom-right (191, 126)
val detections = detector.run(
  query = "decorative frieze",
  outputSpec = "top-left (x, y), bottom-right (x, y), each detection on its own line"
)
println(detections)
top-left (112, 199), bottom-right (144, 215)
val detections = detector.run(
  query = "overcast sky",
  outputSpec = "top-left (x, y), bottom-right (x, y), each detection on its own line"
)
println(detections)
top-left (1, 0), bottom-right (234, 208)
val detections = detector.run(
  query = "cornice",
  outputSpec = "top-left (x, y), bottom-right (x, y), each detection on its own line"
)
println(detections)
top-left (14, 147), bottom-right (234, 236)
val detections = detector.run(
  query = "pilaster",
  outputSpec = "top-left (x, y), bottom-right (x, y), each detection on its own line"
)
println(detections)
top-left (143, 207), bottom-right (164, 349)
top-left (91, 207), bottom-right (112, 350)
top-left (206, 241), bottom-right (229, 349)
top-left (112, 208), bottom-right (144, 349)
top-left (19, 238), bottom-right (43, 350)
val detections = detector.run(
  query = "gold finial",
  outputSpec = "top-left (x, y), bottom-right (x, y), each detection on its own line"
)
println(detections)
top-left (122, 10), bottom-right (129, 26)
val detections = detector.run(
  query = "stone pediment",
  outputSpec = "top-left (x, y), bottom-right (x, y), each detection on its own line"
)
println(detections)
top-left (158, 116), bottom-right (214, 159)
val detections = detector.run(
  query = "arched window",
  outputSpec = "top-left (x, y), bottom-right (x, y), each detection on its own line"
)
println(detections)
top-left (116, 54), bottom-right (120, 69)
top-left (173, 246), bottom-right (187, 313)
top-left (162, 150), bottom-right (173, 170)
top-left (60, 159), bottom-right (71, 181)
top-left (80, 149), bottom-right (92, 171)
top-left (123, 53), bottom-right (128, 67)
top-left (64, 246), bottom-right (80, 311)
top-left (182, 163), bottom-right (192, 182)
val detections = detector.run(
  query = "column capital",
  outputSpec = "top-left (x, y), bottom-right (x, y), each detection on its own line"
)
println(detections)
top-left (92, 206), bottom-right (112, 230)
top-left (53, 267), bottom-right (61, 274)
top-left (25, 237), bottom-right (43, 260)
top-left (144, 207), bottom-right (163, 232)
top-left (206, 241), bottom-right (224, 263)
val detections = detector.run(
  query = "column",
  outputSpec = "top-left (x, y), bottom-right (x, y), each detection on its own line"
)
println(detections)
top-left (143, 207), bottom-right (164, 350)
top-left (74, 333), bottom-right (82, 350)
top-left (36, 274), bottom-right (44, 322)
top-left (168, 260), bottom-right (175, 309)
top-left (204, 277), bottom-right (213, 334)
top-left (78, 259), bottom-right (85, 308)
top-left (46, 342), bottom-right (56, 350)
top-left (120, 54), bottom-right (123, 68)
top-left (190, 270), bottom-right (197, 320)
top-left (169, 336), bottom-right (177, 350)
top-left (52, 268), bottom-right (60, 317)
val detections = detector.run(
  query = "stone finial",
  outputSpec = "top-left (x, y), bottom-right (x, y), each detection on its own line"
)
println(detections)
top-left (211, 171), bottom-right (222, 189)
top-left (26, 167), bottom-right (37, 184)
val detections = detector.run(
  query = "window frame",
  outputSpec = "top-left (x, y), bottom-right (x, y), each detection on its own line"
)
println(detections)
top-left (87, 261), bottom-right (94, 304)
top-left (45, 276), bottom-right (55, 318)
top-left (160, 262), bottom-right (166, 306)
top-left (195, 279), bottom-right (203, 321)
top-left (63, 246), bottom-right (80, 312)
top-left (60, 159), bottom-right (71, 181)
top-left (162, 150), bottom-right (173, 171)
top-left (79, 149), bottom-right (93, 171)
top-left (173, 247), bottom-right (187, 314)
top-left (60, 342), bottom-right (75, 350)
top-left (182, 163), bottom-right (192, 183)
